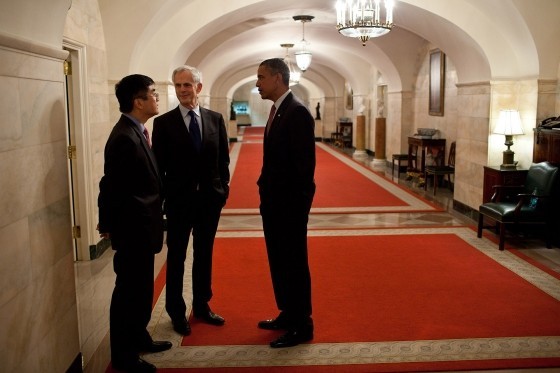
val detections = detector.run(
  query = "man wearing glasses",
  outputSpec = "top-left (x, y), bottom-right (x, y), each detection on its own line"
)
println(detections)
top-left (98, 74), bottom-right (171, 373)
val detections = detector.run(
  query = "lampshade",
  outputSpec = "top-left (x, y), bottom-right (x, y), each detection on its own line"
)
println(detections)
top-left (293, 15), bottom-right (314, 72)
top-left (280, 43), bottom-right (301, 86)
top-left (494, 109), bottom-right (524, 169)
top-left (295, 50), bottom-right (312, 72)
top-left (493, 109), bottom-right (524, 135)
top-left (336, 0), bottom-right (395, 46)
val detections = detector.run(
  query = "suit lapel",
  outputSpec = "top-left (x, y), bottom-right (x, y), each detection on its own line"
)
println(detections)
top-left (125, 116), bottom-right (161, 181)
top-left (267, 92), bottom-right (293, 138)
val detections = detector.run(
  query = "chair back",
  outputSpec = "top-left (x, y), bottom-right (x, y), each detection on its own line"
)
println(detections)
top-left (524, 161), bottom-right (559, 196)
top-left (448, 142), bottom-right (456, 167)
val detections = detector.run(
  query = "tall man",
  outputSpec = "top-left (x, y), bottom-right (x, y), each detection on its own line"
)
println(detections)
top-left (98, 74), bottom-right (172, 373)
top-left (255, 58), bottom-right (316, 348)
top-left (152, 65), bottom-right (230, 336)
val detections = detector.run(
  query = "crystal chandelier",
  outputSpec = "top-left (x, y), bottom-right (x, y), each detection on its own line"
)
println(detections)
top-left (293, 15), bottom-right (314, 72)
top-left (336, 0), bottom-right (395, 46)
top-left (280, 43), bottom-right (301, 86)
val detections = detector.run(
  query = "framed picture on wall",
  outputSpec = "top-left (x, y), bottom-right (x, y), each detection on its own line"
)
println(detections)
top-left (345, 82), bottom-right (353, 110)
top-left (429, 49), bottom-right (445, 116)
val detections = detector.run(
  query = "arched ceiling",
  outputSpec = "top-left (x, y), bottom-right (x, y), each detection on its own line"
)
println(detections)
top-left (97, 0), bottom-right (560, 100)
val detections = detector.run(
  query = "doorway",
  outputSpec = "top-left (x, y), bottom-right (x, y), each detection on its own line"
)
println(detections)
top-left (63, 41), bottom-right (94, 261)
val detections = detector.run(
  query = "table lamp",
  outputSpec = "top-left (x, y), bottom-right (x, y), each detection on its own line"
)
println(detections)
top-left (493, 109), bottom-right (524, 169)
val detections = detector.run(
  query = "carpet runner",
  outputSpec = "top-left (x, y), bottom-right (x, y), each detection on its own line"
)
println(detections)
top-left (142, 227), bottom-right (560, 372)
top-left (225, 141), bottom-right (441, 214)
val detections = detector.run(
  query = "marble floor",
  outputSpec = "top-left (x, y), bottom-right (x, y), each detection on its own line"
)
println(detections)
top-left (79, 144), bottom-right (560, 373)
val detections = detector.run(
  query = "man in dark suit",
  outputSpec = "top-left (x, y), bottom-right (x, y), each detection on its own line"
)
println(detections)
top-left (98, 74), bottom-right (172, 373)
top-left (152, 65), bottom-right (230, 336)
top-left (255, 58), bottom-right (316, 348)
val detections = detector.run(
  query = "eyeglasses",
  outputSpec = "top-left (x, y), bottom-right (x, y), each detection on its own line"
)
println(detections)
top-left (135, 91), bottom-right (159, 100)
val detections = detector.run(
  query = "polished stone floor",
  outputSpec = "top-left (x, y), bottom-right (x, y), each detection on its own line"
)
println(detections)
top-left (79, 143), bottom-right (560, 372)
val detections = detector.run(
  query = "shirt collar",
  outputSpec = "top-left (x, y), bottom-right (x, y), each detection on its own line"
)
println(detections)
top-left (123, 113), bottom-right (145, 132)
top-left (273, 89), bottom-right (291, 110)
top-left (179, 105), bottom-right (200, 120)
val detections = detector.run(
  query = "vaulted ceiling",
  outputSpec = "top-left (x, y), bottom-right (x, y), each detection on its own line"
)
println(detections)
top-left (97, 0), bottom-right (560, 99)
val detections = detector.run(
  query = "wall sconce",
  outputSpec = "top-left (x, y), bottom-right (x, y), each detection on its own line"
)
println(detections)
top-left (493, 109), bottom-right (524, 169)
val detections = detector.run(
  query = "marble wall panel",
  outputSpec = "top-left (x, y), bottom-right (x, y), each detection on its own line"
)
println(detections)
top-left (29, 198), bottom-right (73, 282)
top-left (0, 47), bottom-right (63, 82)
top-left (0, 76), bottom-right (23, 152)
top-left (20, 79), bottom-right (67, 146)
top-left (0, 218), bottom-right (31, 308)
top-left (0, 141), bottom-right (69, 228)
top-left (0, 270), bottom-right (36, 370)
top-left (536, 80), bottom-right (558, 120)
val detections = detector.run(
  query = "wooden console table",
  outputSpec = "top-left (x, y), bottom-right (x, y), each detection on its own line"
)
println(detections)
top-left (407, 137), bottom-right (446, 173)
top-left (336, 121), bottom-right (352, 148)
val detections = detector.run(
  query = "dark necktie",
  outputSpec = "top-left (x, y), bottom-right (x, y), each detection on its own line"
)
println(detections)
top-left (188, 110), bottom-right (202, 152)
top-left (143, 127), bottom-right (151, 148)
top-left (266, 105), bottom-right (276, 135)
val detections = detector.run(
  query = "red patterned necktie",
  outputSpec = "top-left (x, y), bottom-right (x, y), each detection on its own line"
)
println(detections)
top-left (143, 127), bottom-right (152, 148)
top-left (266, 105), bottom-right (276, 135)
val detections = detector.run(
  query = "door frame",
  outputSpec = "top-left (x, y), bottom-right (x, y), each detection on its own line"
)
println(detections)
top-left (63, 39), bottom-right (95, 261)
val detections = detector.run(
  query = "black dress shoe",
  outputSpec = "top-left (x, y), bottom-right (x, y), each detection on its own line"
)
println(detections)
top-left (139, 340), bottom-right (172, 353)
top-left (270, 328), bottom-right (314, 348)
top-left (172, 317), bottom-right (191, 335)
top-left (257, 318), bottom-right (289, 330)
top-left (112, 357), bottom-right (156, 373)
top-left (193, 310), bottom-right (225, 325)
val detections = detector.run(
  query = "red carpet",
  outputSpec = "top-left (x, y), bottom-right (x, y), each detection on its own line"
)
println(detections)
top-left (225, 141), bottom-right (439, 214)
top-left (188, 233), bottom-right (560, 345)
top-left (167, 230), bottom-right (560, 371)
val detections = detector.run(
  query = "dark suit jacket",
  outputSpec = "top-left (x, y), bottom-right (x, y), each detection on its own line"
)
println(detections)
top-left (152, 106), bottom-right (230, 214)
top-left (258, 92), bottom-right (316, 213)
top-left (98, 115), bottom-right (164, 253)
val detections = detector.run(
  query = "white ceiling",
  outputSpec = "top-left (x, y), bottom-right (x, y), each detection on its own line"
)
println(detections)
top-left (97, 0), bottom-right (560, 98)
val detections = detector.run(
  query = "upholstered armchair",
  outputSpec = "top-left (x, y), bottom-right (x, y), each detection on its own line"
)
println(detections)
top-left (477, 161), bottom-right (559, 250)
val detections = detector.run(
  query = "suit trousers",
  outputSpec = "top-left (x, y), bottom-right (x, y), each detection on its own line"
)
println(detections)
top-left (165, 193), bottom-right (223, 319)
top-left (261, 206), bottom-right (312, 326)
top-left (110, 246), bottom-right (154, 365)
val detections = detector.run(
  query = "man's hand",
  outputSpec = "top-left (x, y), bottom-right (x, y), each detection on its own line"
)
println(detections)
top-left (96, 223), bottom-right (111, 239)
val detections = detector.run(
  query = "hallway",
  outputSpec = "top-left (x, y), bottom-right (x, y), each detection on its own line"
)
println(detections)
top-left (78, 133), bottom-right (560, 372)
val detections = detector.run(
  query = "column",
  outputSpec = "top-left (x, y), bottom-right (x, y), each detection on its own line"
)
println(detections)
top-left (353, 114), bottom-right (368, 159)
top-left (314, 119), bottom-right (322, 141)
top-left (228, 119), bottom-right (238, 142)
top-left (370, 117), bottom-right (387, 170)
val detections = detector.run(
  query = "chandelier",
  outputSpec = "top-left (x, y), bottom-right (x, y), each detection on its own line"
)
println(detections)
top-left (280, 43), bottom-right (301, 86)
top-left (336, 0), bottom-right (395, 46)
top-left (293, 15), bottom-right (314, 72)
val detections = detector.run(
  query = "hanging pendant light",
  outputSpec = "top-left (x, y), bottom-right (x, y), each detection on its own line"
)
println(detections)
top-left (336, 0), bottom-right (395, 46)
top-left (293, 15), bottom-right (314, 72)
top-left (280, 43), bottom-right (301, 86)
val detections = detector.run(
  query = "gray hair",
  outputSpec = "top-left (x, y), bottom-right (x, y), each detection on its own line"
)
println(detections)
top-left (172, 65), bottom-right (202, 84)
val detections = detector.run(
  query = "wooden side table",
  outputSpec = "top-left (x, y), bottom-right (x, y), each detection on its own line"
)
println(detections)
top-left (407, 137), bottom-right (446, 173)
top-left (482, 166), bottom-right (528, 203)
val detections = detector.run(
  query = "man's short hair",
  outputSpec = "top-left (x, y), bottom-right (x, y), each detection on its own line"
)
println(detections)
top-left (260, 58), bottom-right (290, 86)
top-left (172, 65), bottom-right (203, 84)
top-left (115, 74), bottom-right (154, 113)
